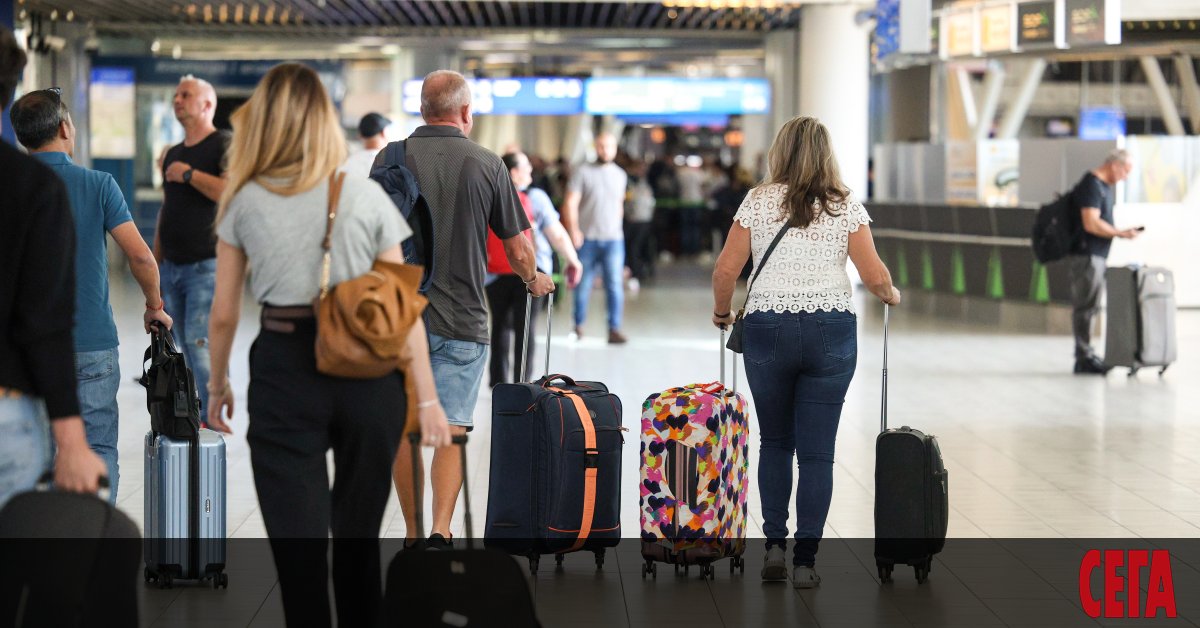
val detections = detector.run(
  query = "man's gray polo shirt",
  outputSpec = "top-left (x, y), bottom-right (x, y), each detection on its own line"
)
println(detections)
top-left (376, 125), bottom-right (529, 344)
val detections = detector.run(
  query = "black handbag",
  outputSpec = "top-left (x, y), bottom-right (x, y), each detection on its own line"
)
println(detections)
top-left (727, 224), bottom-right (791, 354)
top-left (138, 322), bottom-right (201, 440)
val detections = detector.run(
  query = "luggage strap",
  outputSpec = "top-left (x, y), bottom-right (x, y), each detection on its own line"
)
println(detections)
top-left (549, 387), bottom-right (597, 553)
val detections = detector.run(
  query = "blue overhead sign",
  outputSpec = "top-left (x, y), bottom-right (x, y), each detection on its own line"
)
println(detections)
top-left (402, 77), bottom-right (584, 115)
top-left (585, 78), bottom-right (770, 115)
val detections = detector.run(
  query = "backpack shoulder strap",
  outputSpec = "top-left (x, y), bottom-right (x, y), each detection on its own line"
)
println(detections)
top-left (386, 139), bottom-right (407, 168)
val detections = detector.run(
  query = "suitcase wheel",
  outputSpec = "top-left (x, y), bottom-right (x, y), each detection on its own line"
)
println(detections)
top-left (159, 573), bottom-right (174, 589)
top-left (1128, 367), bottom-right (1139, 377)
top-left (594, 550), bottom-right (605, 570)
top-left (1159, 365), bottom-right (1169, 377)
top-left (700, 564), bottom-right (715, 580)
top-left (642, 561), bottom-right (657, 579)
top-left (144, 567), bottom-right (155, 584)
top-left (555, 554), bottom-right (565, 569)
top-left (528, 557), bottom-right (539, 575)
top-left (915, 558), bottom-right (933, 584)
top-left (729, 556), bottom-right (745, 574)
top-left (878, 563), bottom-right (893, 584)
top-left (212, 573), bottom-right (229, 589)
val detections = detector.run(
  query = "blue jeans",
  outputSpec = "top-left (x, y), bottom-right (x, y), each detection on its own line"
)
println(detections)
top-left (76, 348), bottom-right (121, 503)
top-left (427, 332), bottom-right (487, 430)
top-left (0, 396), bottom-right (51, 509)
top-left (573, 239), bottom-right (625, 331)
top-left (160, 258), bottom-right (215, 412)
top-left (742, 310), bottom-right (858, 567)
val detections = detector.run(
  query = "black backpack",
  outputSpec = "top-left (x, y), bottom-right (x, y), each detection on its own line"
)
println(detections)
top-left (370, 139), bottom-right (435, 293)
top-left (138, 322), bottom-right (201, 440)
top-left (1030, 192), bottom-right (1084, 263)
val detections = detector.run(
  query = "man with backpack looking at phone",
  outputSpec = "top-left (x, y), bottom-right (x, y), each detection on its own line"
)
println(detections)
top-left (1067, 149), bottom-right (1139, 375)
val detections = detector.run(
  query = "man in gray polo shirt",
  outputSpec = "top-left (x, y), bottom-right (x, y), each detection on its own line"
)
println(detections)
top-left (379, 70), bottom-right (555, 550)
top-left (563, 132), bottom-right (629, 344)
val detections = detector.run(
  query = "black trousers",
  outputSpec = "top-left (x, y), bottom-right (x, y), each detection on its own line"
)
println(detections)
top-left (624, 220), bottom-right (655, 280)
top-left (486, 274), bottom-right (537, 386)
top-left (246, 317), bottom-right (406, 628)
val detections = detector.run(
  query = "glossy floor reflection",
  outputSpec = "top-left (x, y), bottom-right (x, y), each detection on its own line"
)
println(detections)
top-left (99, 261), bottom-right (1199, 627)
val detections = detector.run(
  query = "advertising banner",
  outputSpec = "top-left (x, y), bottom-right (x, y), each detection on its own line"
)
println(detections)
top-left (89, 67), bottom-right (136, 159)
top-left (1065, 0), bottom-right (1120, 46)
top-left (941, 6), bottom-right (979, 58)
top-left (1017, 0), bottom-right (1063, 48)
top-left (979, 4), bottom-right (1015, 53)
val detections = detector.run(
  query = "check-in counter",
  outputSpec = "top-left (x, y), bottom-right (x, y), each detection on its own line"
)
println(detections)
top-left (867, 202), bottom-right (1074, 331)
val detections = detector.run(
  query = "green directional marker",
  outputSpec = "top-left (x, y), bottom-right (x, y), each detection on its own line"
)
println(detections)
top-left (951, 246), bottom-right (966, 295)
top-left (1029, 261), bottom-right (1050, 303)
top-left (987, 248), bottom-right (1004, 299)
top-left (921, 245), bottom-right (934, 290)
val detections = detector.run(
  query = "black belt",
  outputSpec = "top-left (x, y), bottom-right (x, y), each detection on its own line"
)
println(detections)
top-left (261, 305), bottom-right (314, 334)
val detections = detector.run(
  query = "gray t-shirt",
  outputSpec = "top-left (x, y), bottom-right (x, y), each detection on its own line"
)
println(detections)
top-left (569, 161), bottom-right (627, 241)
top-left (375, 125), bottom-right (529, 344)
top-left (216, 176), bottom-right (410, 306)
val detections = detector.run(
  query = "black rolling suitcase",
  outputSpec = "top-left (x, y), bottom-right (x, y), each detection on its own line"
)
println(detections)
top-left (485, 292), bottom-right (624, 574)
top-left (874, 305), bottom-right (949, 584)
top-left (1104, 265), bottom-right (1177, 376)
top-left (379, 434), bottom-right (540, 628)
top-left (0, 479), bottom-right (141, 627)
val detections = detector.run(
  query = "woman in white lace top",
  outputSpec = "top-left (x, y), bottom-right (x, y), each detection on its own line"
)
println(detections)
top-left (712, 116), bottom-right (900, 588)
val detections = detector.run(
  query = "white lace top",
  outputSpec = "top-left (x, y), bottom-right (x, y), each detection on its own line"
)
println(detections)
top-left (733, 183), bottom-right (872, 314)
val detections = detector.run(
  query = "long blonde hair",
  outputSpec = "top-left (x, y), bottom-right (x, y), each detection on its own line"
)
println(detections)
top-left (765, 116), bottom-right (850, 228)
top-left (218, 63), bottom-right (347, 222)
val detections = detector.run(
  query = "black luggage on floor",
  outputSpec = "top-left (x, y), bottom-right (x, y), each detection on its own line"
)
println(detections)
top-left (380, 434), bottom-right (539, 628)
top-left (485, 293), bottom-right (624, 574)
top-left (1104, 265), bottom-right (1177, 376)
top-left (0, 482), bottom-right (141, 627)
top-left (874, 305), bottom-right (948, 584)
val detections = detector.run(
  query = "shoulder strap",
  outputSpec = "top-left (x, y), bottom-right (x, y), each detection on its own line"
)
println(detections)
top-left (319, 172), bottom-right (347, 299)
top-left (737, 223), bottom-right (790, 313)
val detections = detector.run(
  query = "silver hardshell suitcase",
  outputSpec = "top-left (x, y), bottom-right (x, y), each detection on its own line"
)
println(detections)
top-left (143, 429), bottom-right (228, 588)
top-left (1104, 265), bottom-right (1177, 376)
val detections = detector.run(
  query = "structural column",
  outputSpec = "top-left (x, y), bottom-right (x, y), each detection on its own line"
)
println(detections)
top-left (797, 3), bottom-right (872, 200)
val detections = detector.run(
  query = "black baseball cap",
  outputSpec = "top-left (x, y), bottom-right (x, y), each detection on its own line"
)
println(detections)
top-left (358, 112), bottom-right (391, 138)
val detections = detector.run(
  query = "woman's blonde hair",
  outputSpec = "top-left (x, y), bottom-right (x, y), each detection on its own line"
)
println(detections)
top-left (765, 116), bottom-right (850, 228)
top-left (218, 63), bottom-right (347, 222)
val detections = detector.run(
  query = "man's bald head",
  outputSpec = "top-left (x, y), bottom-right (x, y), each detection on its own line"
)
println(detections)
top-left (421, 70), bottom-right (472, 126)
top-left (174, 75), bottom-right (217, 128)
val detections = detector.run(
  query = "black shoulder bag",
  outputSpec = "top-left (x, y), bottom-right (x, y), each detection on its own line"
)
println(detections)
top-left (726, 223), bottom-right (791, 353)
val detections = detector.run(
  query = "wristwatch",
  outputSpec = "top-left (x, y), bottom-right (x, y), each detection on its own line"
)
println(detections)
top-left (182, 168), bottom-right (195, 184)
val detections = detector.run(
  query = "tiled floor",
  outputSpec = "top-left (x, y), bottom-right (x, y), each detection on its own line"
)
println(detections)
top-left (98, 261), bottom-right (1200, 627)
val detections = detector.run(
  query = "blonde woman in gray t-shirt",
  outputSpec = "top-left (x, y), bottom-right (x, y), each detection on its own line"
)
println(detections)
top-left (204, 63), bottom-right (450, 628)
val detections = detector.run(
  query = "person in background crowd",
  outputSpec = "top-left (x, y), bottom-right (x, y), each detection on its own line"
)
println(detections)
top-left (11, 88), bottom-right (173, 503)
top-left (155, 75), bottom-right (229, 414)
top-left (205, 63), bottom-right (452, 628)
top-left (562, 132), bottom-right (629, 344)
top-left (712, 116), bottom-right (901, 589)
top-left (377, 70), bottom-right (555, 551)
top-left (624, 160), bottom-right (657, 290)
top-left (0, 24), bottom-right (108, 508)
top-left (712, 166), bottom-right (755, 249)
top-left (486, 151), bottom-right (582, 386)
top-left (675, 156), bottom-right (706, 257)
top-left (528, 153), bottom-right (553, 196)
top-left (1067, 149), bottom-right (1139, 374)
top-left (341, 112), bottom-right (390, 179)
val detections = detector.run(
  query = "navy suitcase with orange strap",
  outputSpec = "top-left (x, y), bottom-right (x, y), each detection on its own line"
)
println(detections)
top-left (484, 293), bottom-right (625, 574)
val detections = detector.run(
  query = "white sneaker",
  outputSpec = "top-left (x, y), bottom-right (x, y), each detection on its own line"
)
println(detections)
top-left (628, 277), bottom-right (640, 294)
top-left (792, 566), bottom-right (821, 589)
top-left (761, 547), bottom-right (787, 581)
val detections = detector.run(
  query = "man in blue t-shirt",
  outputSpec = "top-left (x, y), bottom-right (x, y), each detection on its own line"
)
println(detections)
top-left (12, 89), bottom-right (173, 501)
top-left (1066, 149), bottom-right (1140, 375)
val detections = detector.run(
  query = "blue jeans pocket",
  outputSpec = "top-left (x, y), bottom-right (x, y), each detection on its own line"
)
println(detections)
top-left (818, 317), bottom-right (857, 361)
top-left (433, 338), bottom-right (486, 367)
top-left (744, 322), bottom-right (780, 366)
top-left (75, 351), bottom-right (115, 381)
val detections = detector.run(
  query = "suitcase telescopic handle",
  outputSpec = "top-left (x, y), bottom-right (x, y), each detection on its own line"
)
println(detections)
top-left (519, 290), bottom-right (555, 384)
top-left (719, 326), bottom-right (738, 395)
top-left (881, 303), bottom-right (889, 434)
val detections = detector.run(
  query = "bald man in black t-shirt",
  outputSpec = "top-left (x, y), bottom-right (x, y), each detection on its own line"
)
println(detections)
top-left (154, 76), bottom-right (229, 411)
top-left (1067, 149), bottom-right (1140, 375)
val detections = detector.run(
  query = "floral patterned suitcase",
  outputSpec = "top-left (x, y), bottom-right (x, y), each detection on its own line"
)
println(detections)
top-left (639, 377), bottom-right (749, 579)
